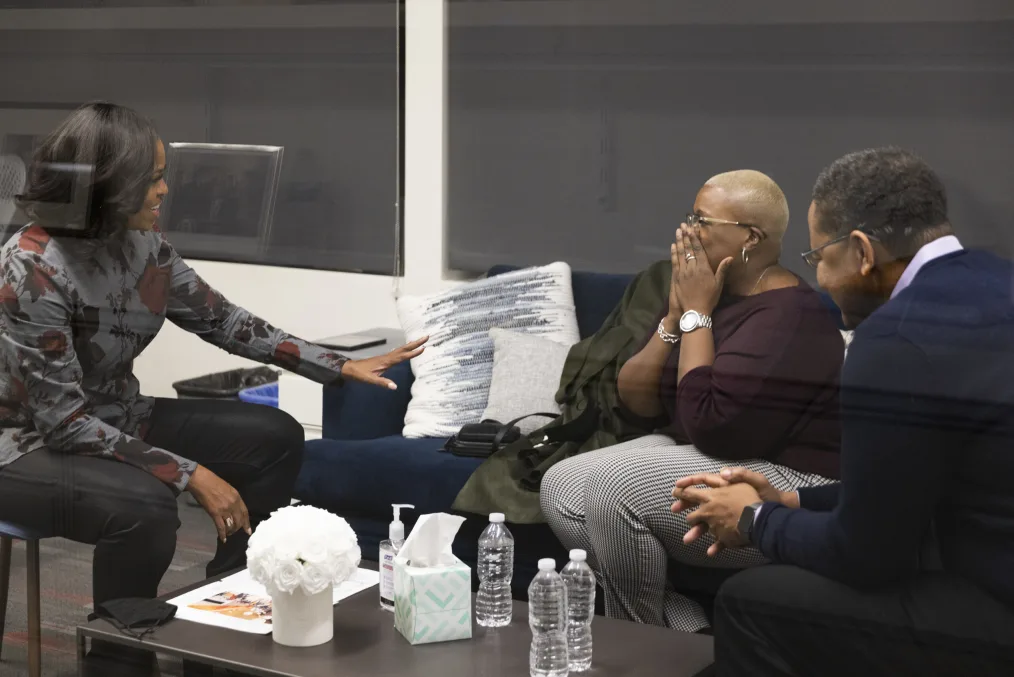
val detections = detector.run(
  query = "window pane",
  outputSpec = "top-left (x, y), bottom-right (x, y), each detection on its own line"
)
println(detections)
top-left (0, 1), bottom-right (399, 274)
top-left (446, 1), bottom-right (1014, 275)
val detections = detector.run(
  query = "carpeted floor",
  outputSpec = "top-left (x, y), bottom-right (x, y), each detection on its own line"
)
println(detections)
top-left (1, 496), bottom-right (218, 677)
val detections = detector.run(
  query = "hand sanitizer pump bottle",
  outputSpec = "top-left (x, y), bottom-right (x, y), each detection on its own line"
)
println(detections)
top-left (379, 503), bottom-right (415, 611)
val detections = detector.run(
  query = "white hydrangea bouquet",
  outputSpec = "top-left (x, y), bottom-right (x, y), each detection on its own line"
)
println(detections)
top-left (246, 505), bottom-right (361, 647)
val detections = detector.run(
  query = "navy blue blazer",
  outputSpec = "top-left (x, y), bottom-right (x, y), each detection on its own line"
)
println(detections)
top-left (755, 249), bottom-right (1014, 608)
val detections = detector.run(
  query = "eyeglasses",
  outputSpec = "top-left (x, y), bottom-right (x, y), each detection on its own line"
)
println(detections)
top-left (801, 227), bottom-right (881, 269)
top-left (685, 213), bottom-right (764, 238)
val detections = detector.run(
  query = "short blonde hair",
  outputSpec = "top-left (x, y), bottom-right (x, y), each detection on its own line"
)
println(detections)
top-left (704, 170), bottom-right (789, 240)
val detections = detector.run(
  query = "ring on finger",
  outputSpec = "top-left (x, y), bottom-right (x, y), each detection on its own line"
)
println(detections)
top-left (685, 253), bottom-right (696, 262)
top-left (225, 517), bottom-right (235, 529)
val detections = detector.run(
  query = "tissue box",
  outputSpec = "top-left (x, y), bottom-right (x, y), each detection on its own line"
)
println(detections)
top-left (393, 557), bottom-right (472, 644)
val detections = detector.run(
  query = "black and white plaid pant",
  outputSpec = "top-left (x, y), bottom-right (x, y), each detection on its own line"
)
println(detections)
top-left (540, 434), bottom-right (835, 632)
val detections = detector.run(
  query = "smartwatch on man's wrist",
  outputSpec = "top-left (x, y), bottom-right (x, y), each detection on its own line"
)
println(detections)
top-left (737, 502), bottom-right (765, 542)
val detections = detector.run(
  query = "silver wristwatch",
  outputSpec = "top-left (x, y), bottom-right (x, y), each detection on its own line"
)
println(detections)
top-left (679, 309), bottom-right (713, 334)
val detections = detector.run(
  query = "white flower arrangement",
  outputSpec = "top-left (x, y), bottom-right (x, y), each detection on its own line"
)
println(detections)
top-left (246, 505), bottom-right (361, 596)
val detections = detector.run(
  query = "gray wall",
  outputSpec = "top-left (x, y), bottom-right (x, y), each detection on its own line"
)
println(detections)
top-left (4, 3), bottom-right (1012, 278)
top-left (447, 15), bottom-right (1014, 277)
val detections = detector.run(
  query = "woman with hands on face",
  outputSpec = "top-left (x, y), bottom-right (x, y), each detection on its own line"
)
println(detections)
top-left (540, 170), bottom-right (845, 632)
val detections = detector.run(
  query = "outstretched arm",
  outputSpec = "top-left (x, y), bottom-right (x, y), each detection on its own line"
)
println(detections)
top-left (161, 238), bottom-right (349, 384)
top-left (161, 237), bottom-right (426, 388)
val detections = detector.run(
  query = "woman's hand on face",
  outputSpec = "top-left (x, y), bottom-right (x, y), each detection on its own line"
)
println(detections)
top-left (672, 224), bottom-right (733, 316)
top-left (339, 336), bottom-right (427, 390)
top-left (666, 228), bottom-right (684, 326)
top-left (186, 465), bottom-right (251, 543)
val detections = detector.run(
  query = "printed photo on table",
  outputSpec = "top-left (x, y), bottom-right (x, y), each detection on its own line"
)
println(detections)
top-left (187, 591), bottom-right (274, 624)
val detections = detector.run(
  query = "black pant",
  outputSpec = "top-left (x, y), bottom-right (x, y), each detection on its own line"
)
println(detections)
top-left (714, 565), bottom-right (1014, 677)
top-left (0, 399), bottom-right (304, 606)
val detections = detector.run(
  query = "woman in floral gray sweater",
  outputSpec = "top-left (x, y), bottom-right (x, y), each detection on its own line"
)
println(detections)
top-left (0, 104), bottom-right (423, 626)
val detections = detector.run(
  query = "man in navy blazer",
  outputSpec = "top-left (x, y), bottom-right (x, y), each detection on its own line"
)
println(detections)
top-left (672, 147), bottom-right (1014, 676)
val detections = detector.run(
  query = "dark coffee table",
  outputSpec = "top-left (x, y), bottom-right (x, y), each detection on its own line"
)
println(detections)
top-left (76, 575), bottom-right (713, 677)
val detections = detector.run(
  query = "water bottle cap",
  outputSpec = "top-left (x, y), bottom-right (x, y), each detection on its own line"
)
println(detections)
top-left (569, 549), bottom-right (587, 562)
top-left (489, 512), bottom-right (505, 523)
top-left (538, 558), bottom-right (556, 571)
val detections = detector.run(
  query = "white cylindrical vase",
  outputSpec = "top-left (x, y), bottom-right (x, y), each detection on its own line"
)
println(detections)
top-left (271, 587), bottom-right (334, 647)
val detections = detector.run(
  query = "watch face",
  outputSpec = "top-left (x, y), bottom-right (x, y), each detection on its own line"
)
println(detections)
top-left (737, 504), bottom-right (756, 539)
top-left (738, 502), bottom-right (762, 539)
top-left (679, 310), bottom-right (700, 333)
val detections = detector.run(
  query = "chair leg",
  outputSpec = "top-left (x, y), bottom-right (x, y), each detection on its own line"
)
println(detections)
top-left (26, 540), bottom-right (41, 677)
top-left (0, 535), bottom-right (11, 658)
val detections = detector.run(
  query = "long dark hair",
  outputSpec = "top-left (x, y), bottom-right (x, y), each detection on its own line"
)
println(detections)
top-left (18, 102), bottom-right (158, 237)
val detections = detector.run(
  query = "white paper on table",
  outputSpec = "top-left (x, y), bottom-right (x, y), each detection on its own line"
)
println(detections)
top-left (167, 567), bottom-right (380, 634)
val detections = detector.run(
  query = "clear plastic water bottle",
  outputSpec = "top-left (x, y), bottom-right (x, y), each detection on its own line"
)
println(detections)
top-left (561, 549), bottom-right (595, 671)
top-left (528, 558), bottom-right (569, 677)
top-left (476, 512), bottom-right (515, 627)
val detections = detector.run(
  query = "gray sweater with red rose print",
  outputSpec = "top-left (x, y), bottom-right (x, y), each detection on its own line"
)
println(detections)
top-left (0, 224), bottom-right (348, 492)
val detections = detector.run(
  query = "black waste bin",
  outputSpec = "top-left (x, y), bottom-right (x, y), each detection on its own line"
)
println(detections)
top-left (173, 367), bottom-right (281, 508)
top-left (172, 366), bottom-right (279, 400)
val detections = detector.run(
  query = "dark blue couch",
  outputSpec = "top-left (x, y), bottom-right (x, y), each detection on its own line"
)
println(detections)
top-left (293, 265), bottom-right (846, 604)
top-left (293, 267), bottom-right (635, 598)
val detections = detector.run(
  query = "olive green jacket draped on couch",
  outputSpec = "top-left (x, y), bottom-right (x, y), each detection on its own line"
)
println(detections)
top-left (452, 259), bottom-right (671, 524)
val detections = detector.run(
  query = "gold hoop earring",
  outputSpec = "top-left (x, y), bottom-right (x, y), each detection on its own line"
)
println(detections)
top-left (741, 247), bottom-right (749, 264)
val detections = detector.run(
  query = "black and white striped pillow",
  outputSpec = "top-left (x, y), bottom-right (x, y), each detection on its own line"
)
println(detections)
top-left (396, 262), bottom-right (579, 439)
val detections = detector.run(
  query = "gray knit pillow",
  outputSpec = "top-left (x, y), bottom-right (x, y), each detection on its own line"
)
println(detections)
top-left (480, 328), bottom-right (575, 435)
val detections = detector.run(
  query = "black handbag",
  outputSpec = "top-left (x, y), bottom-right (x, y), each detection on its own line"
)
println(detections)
top-left (443, 413), bottom-right (559, 458)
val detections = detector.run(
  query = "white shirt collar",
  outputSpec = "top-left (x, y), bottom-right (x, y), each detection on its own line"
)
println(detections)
top-left (890, 235), bottom-right (963, 300)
